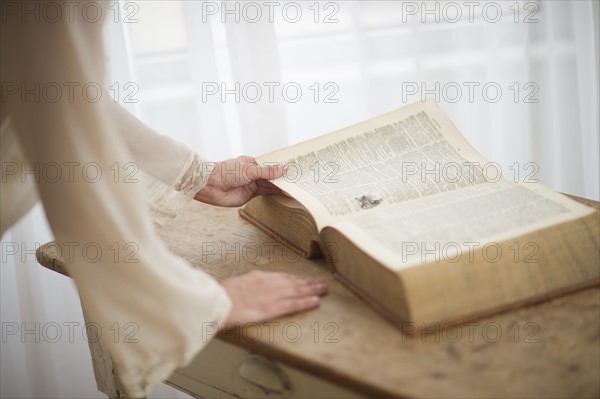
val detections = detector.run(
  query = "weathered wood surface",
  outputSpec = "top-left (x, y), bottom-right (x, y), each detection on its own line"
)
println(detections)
top-left (37, 195), bottom-right (600, 398)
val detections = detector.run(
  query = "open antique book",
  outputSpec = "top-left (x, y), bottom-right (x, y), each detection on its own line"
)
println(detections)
top-left (240, 100), bottom-right (599, 329)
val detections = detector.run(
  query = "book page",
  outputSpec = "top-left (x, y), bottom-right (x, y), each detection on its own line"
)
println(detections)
top-left (257, 100), bottom-right (492, 230)
top-left (330, 180), bottom-right (596, 271)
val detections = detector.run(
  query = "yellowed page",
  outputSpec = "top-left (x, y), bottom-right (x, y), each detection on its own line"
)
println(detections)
top-left (257, 100), bottom-right (492, 230)
top-left (331, 180), bottom-right (596, 272)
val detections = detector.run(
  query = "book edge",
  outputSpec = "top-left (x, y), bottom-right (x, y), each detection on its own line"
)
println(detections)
top-left (333, 271), bottom-right (600, 338)
top-left (238, 208), bottom-right (321, 259)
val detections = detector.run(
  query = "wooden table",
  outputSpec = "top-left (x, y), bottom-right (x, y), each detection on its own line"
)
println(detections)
top-left (37, 195), bottom-right (600, 398)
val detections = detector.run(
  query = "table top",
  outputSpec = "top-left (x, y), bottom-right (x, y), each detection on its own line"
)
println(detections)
top-left (37, 194), bottom-right (600, 398)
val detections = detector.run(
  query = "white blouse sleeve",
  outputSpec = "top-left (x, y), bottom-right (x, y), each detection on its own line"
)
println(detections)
top-left (109, 101), bottom-right (208, 197)
top-left (1, 3), bottom-right (231, 397)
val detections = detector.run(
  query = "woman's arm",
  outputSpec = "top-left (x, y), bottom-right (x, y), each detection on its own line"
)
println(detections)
top-left (2, 6), bottom-right (232, 396)
top-left (1, 2), bottom-right (324, 396)
top-left (108, 101), bottom-right (200, 189)
top-left (109, 101), bottom-right (287, 205)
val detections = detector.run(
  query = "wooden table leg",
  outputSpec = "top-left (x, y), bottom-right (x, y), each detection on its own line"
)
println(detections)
top-left (81, 309), bottom-right (142, 399)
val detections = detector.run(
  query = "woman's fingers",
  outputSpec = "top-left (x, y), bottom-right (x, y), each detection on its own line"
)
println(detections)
top-left (220, 270), bottom-right (328, 329)
top-left (194, 156), bottom-right (291, 206)
top-left (277, 279), bottom-right (328, 298)
top-left (244, 163), bottom-right (286, 182)
top-left (277, 296), bottom-right (321, 314)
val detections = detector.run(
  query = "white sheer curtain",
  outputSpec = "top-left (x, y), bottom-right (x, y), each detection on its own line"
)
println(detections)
top-left (105, 0), bottom-right (599, 199)
top-left (2, 1), bottom-right (598, 397)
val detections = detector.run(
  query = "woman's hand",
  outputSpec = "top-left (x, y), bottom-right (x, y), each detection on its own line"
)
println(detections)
top-left (194, 156), bottom-right (286, 207)
top-left (221, 270), bottom-right (328, 329)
